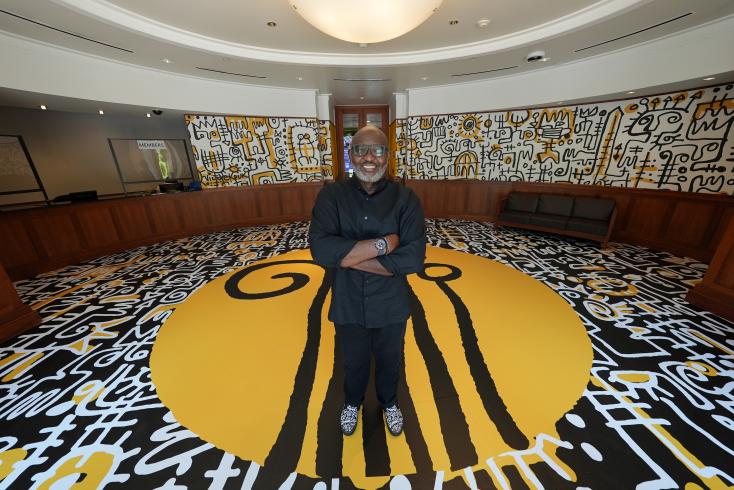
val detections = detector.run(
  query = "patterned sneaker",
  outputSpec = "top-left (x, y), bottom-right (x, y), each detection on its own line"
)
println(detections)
top-left (340, 404), bottom-right (359, 435)
top-left (383, 405), bottom-right (403, 436)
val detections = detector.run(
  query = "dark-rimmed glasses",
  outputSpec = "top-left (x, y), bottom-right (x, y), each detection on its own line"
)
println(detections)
top-left (351, 144), bottom-right (388, 158)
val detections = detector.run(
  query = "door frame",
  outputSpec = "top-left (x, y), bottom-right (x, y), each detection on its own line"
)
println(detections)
top-left (334, 105), bottom-right (389, 180)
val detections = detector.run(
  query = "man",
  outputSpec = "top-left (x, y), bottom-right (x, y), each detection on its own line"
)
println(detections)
top-left (309, 125), bottom-right (426, 437)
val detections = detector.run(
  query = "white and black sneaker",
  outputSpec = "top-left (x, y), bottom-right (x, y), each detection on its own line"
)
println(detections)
top-left (340, 404), bottom-right (360, 435)
top-left (384, 405), bottom-right (403, 436)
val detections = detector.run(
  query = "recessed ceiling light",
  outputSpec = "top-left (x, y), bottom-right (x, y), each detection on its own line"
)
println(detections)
top-left (267, 21), bottom-right (277, 27)
top-left (146, 113), bottom-right (151, 117)
top-left (297, 76), bottom-right (303, 81)
top-left (421, 76), bottom-right (428, 81)
top-left (161, 58), bottom-right (172, 64)
top-left (360, 96), bottom-right (364, 100)
top-left (526, 51), bottom-right (546, 63)
top-left (359, 43), bottom-right (369, 48)
top-left (703, 76), bottom-right (715, 81)
top-left (449, 19), bottom-right (459, 25)
top-left (476, 18), bottom-right (490, 28)
top-left (627, 91), bottom-right (636, 94)
top-left (98, 110), bottom-right (104, 115)
top-left (40, 105), bottom-right (47, 110)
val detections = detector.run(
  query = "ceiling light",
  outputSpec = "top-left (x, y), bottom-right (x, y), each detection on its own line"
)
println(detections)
top-left (421, 76), bottom-right (428, 81)
top-left (161, 58), bottom-right (172, 64)
top-left (360, 96), bottom-right (364, 100)
top-left (476, 18), bottom-right (490, 28)
top-left (297, 76), bottom-right (303, 81)
top-left (266, 21), bottom-right (277, 27)
top-left (359, 43), bottom-right (369, 48)
top-left (288, 0), bottom-right (443, 43)
top-left (449, 19), bottom-right (459, 25)
top-left (627, 91), bottom-right (636, 94)
top-left (703, 76), bottom-right (715, 81)
top-left (146, 113), bottom-right (151, 117)
top-left (40, 105), bottom-right (47, 110)
top-left (98, 110), bottom-right (104, 115)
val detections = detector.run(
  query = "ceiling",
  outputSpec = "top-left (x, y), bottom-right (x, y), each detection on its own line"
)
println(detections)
top-left (0, 0), bottom-right (732, 107)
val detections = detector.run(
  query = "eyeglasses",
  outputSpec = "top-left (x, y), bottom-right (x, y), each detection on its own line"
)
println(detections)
top-left (350, 144), bottom-right (388, 158)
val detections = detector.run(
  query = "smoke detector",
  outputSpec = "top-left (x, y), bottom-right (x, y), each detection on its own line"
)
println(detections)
top-left (526, 50), bottom-right (547, 63)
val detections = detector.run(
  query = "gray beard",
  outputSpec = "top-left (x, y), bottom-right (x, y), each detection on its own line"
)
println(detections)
top-left (353, 165), bottom-right (386, 183)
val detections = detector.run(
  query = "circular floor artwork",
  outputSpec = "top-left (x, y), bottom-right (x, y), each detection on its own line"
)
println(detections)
top-left (150, 246), bottom-right (593, 488)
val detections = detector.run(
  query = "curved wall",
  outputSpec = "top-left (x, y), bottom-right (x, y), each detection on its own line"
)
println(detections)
top-left (0, 31), bottom-right (319, 117)
top-left (406, 15), bottom-right (734, 116)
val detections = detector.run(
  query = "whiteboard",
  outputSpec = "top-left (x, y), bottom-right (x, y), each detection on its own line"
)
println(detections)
top-left (0, 135), bottom-right (46, 197)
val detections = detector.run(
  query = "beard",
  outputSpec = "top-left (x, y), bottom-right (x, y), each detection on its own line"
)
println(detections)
top-left (353, 164), bottom-right (387, 183)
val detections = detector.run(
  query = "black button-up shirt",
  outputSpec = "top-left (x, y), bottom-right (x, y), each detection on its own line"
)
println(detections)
top-left (309, 177), bottom-right (426, 328)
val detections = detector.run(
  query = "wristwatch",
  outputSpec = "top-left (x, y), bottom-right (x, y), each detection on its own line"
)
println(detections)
top-left (374, 237), bottom-right (388, 256)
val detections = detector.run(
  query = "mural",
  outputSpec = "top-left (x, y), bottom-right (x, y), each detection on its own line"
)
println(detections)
top-left (186, 115), bottom-right (329, 187)
top-left (400, 82), bottom-right (734, 194)
top-left (318, 119), bottom-right (335, 180)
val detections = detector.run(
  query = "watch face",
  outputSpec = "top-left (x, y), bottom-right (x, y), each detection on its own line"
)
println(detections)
top-left (375, 239), bottom-right (386, 251)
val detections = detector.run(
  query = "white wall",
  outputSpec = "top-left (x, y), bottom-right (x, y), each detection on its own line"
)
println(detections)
top-left (317, 94), bottom-right (334, 122)
top-left (406, 15), bottom-right (734, 116)
top-left (390, 93), bottom-right (408, 122)
top-left (0, 32), bottom-right (319, 118)
top-left (0, 106), bottom-right (189, 202)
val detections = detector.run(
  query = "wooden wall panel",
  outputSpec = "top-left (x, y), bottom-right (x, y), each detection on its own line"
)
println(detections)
top-left (112, 200), bottom-right (154, 242)
top-left (146, 198), bottom-right (185, 236)
top-left (687, 214), bottom-right (734, 322)
top-left (0, 182), bottom-right (322, 280)
top-left (27, 214), bottom-right (83, 259)
top-left (76, 206), bottom-right (120, 249)
top-left (0, 218), bottom-right (40, 269)
top-left (0, 262), bottom-right (40, 343)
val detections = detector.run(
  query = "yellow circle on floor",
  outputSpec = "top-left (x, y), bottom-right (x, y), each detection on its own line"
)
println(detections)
top-left (150, 246), bottom-right (592, 486)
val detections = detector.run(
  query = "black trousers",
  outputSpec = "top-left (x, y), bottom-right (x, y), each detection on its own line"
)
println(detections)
top-left (334, 322), bottom-right (407, 408)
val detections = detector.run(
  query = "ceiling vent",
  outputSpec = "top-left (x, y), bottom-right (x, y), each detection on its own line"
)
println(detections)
top-left (195, 67), bottom-right (267, 79)
top-left (575, 12), bottom-right (692, 52)
top-left (0, 8), bottom-right (134, 53)
top-left (452, 65), bottom-right (518, 77)
top-left (333, 78), bottom-right (392, 82)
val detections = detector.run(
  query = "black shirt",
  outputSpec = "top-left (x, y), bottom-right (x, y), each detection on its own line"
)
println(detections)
top-left (309, 176), bottom-right (426, 328)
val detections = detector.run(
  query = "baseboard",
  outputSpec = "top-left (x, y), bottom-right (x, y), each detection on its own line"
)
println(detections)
top-left (0, 307), bottom-right (41, 344)
top-left (686, 283), bottom-right (734, 323)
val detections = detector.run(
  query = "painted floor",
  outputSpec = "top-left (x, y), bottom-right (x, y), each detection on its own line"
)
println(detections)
top-left (1, 219), bottom-right (732, 489)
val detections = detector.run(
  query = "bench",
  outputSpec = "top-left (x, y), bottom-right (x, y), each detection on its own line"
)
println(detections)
top-left (496, 192), bottom-right (617, 247)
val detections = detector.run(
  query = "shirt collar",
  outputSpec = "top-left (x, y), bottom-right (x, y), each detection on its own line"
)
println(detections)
top-left (349, 175), bottom-right (388, 195)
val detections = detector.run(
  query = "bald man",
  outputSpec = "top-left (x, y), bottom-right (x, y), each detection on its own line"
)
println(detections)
top-left (309, 125), bottom-right (426, 437)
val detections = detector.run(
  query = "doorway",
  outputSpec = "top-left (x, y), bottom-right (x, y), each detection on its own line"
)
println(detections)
top-left (335, 105), bottom-right (389, 179)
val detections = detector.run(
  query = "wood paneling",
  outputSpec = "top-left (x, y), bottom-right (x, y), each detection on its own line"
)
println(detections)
top-left (687, 215), bottom-right (734, 322)
top-left (0, 182), bottom-right (322, 280)
top-left (406, 179), bottom-right (733, 262)
top-left (0, 262), bottom-right (40, 343)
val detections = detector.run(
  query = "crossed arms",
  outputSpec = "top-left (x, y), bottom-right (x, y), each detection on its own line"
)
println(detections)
top-left (309, 187), bottom-right (426, 277)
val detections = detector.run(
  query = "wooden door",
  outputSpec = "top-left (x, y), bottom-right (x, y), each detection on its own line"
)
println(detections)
top-left (335, 105), bottom-right (389, 179)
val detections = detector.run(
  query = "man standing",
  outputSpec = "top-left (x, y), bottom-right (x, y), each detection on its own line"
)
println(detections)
top-left (309, 125), bottom-right (426, 436)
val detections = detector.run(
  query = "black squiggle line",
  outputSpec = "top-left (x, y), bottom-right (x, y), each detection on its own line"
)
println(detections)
top-left (224, 260), bottom-right (315, 300)
top-left (409, 285), bottom-right (478, 470)
top-left (420, 262), bottom-right (529, 450)
top-left (254, 267), bottom-right (332, 487)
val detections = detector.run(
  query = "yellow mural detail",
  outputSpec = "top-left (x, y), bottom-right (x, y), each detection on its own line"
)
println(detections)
top-left (1, 352), bottom-right (44, 382)
top-left (72, 381), bottom-right (105, 405)
top-left (35, 452), bottom-right (115, 490)
top-left (0, 448), bottom-right (28, 480)
top-left (587, 277), bottom-right (638, 296)
top-left (454, 151), bottom-right (479, 178)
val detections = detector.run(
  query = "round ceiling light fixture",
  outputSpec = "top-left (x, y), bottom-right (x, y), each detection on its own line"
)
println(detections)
top-left (288, 0), bottom-right (443, 43)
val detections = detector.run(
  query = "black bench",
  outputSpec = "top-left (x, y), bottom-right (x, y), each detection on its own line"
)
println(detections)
top-left (496, 192), bottom-right (617, 247)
